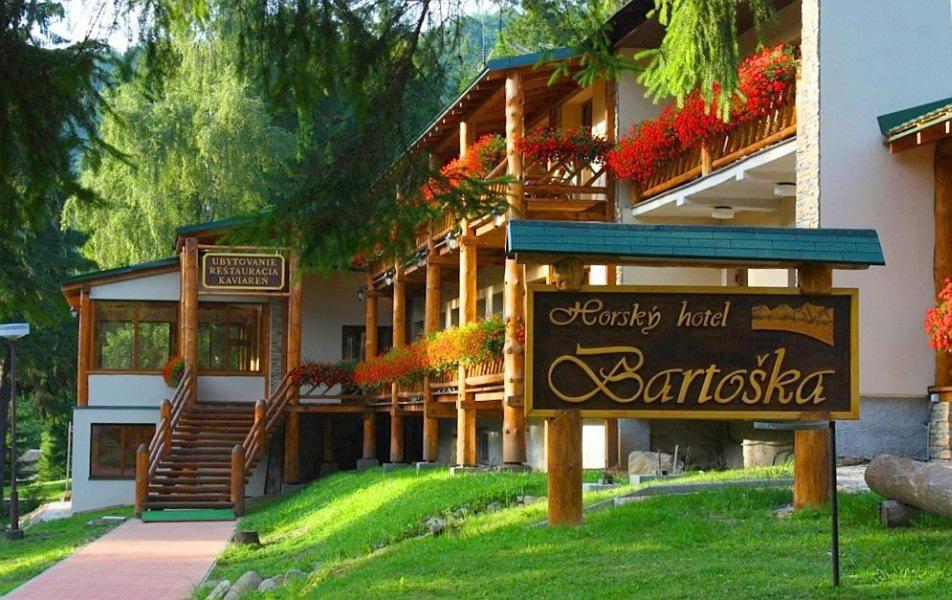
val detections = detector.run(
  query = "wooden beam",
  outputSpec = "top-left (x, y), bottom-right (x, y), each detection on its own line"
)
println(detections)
top-left (794, 263), bottom-right (832, 509)
top-left (77, 288), bottom-right (92, 407)
top-left (423, 260), bottom-right (441, 462)
top-left (457, 226), bottom-right (478, 466)
top-left (365, 273), bottom-right (379, 359)
top-left (935, 139), bottom-right (952, 386)
top-left (181, 237), bottom-right (198, 400)
top-left (391, 264), bottom-right (406, 463)
top-left (287, 254), bottom-right (303, 370)
top-left (503, 70), bottom-right (528, 466)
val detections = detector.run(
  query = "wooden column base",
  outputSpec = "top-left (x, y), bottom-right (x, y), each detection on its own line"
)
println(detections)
top-left (362, 412), bottom-right (376, 460)
top-left (502, 401), bottom-right (526, 464)
top-left (423, 416), bottom-right (440, 463)
top-left (546, 409), bottom-right (583, 525)
top-left (794, 428), bottom-right (830, 508)
top-left (457, 407), bottom-right (477, 466)
top-left (604, 418), bottom-right (619, 470)
top-left (390, 413), bottom-right (405, 464)
top-left (283, 411), bottom-right (300, 484)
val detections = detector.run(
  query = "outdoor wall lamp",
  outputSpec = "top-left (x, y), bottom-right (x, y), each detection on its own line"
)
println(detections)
top-left (1, 322), bottom-right (30, 541)
top-left (416, 248), bottom-right (429, 269)
top-left (774, 181), bottom-right (796, 197)
top-left (446, 230), bottom-right (459, 251)
top-left (492, 207), bottom-right (506, 227)
top-left (356, 285), bottom-right (366, 302)
top-left (711, 206), bottom-right (735, 220)
top-left (383, 269), bottom-right (395, 287)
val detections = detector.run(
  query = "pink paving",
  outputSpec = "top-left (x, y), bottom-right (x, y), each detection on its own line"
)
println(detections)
top-left (9, 520), bottom-right (235, 600)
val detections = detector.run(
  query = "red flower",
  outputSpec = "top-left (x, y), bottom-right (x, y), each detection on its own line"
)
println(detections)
top-left (162, 355), bottom-right (185, 388)
top-left (517, 127), bottom-right (613, 168)
top-left (925, 278), bottom-right (952, 353)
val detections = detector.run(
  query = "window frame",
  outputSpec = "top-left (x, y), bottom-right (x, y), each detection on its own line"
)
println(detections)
top-left (196, 302), bottom-right (269, 376)
top-left (90, 301), bottom-right (179, 374)
top-left (88, 422), bottom-right (156, 480)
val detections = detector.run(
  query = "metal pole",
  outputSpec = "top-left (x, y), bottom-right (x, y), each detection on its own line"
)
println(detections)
top-left (829, 420), bottom-right (839, 587)
top-left (7, 341), bottom-right (22, 540)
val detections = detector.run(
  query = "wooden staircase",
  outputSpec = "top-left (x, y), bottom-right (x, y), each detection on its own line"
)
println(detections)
top-left (145, 402), bottom-right (255, 511)
top-left (135, 365), bottom-right (299, 519)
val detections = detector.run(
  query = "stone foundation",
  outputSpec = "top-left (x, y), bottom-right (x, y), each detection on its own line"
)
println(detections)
top-left (929, 400), bottom-right (951, 460)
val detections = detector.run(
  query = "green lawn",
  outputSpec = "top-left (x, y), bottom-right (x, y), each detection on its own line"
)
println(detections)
top-left (209, 465), bottom-right (950, 600)
top-left (3, 479), bottom-right (69, 507)
top-left (0, 506), bottom-right (131, 595)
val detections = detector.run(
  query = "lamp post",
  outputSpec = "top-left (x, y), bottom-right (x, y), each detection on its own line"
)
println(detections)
top-left (1, 322), bottom-right (30, 541)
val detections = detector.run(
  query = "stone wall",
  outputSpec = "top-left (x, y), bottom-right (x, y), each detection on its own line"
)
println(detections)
top-left (929, 401), bottom-right (951, 460)
top-left (795, 0), bottom-right (820, 228)
top-left (836, 397), bottom-right (930, 460)
top-left (270, 300), bottom-right (286, 393)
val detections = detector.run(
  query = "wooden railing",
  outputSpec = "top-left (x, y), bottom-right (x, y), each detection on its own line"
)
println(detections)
top-left (240, 373), bottom-right (296, 475)
top-left (134, 364), bottom-right (195, 517)
top-left (636, 85), bottom-right (797, 202)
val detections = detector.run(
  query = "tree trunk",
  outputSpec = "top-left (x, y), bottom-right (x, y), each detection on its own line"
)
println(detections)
top-left (864, 454), bottom-right (952, 518)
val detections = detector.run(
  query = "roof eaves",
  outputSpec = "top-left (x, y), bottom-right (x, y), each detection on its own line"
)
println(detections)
top-left (877, 97), bottom-right (952, 137)
top-left (61, 256), bottom-right (180, 288)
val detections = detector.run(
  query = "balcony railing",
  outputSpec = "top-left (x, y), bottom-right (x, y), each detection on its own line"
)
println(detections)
top-left (636, 85), bottom-right (797, 202)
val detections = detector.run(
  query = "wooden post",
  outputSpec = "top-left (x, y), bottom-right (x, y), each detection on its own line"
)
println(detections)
top-left (794, 263), bottom-right (833, 508)
top-left (457, 228), bottom-right (478, 466)
top-left (700, 143), bottom-right (714, 176)
top-left (284, 411), bottom-right (300, 483)
top-left (362, 412), bottom-right (376, 460)
top-left (181, 237), bottom-right (199, 401)
top-left (602, 259), bottom-right (619, 470)
top-left (423, 258), bottom-right (441, 462)
top-left (160, 399), bottom-right (172, 457)
top-left (546, 258), bottom-right (585, 525)
top-left (284, 254), bottom-right (303, 482)
top-left (134, 443), bottom-right (148, 518)
top-left (231, 444), bottom-right (246, 517)
top-left (503, 70), bottom-right (527, 465)
top-left (322, 416), bottom-right (334, 463)
top-left (935, 139), bottom-right (952, 386)
top-left (391, 264), bottom-right (406, 463)
top-left (76, 288), bottom-right (91, 407)
top-left (254, 399), bottom-right (266, 452)
top-left (363, 275), bottom-right (379, 461)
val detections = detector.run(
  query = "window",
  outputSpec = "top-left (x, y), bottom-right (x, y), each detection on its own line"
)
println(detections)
top-left (90, 423), bottom-right (155, 479)
top-left (197, 303), bottom-right (264, 372)
top-left (94, 302), bottom-right (178, 371)
top-left (341, 325), bottom-right (393, 361)
top-left (581, 99), bottom-right (594, 129)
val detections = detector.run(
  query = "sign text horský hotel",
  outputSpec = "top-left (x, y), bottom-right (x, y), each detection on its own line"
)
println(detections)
top-left (202, 252), bottom-right (286, 291)
top-left (525, 285), bottom-right (858, 420)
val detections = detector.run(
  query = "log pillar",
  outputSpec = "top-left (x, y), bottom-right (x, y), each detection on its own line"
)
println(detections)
top-left (503, 70), bottom-right (527, 465)
top-left (457, 226), bottom-right (478, 466)
top-left (935, 139), bottom-right (952, 386)
top-left (363, 275), bottom-right (379, 460)
top-left (794, 263), bottom-right (832, 508)
top-left (180, 237), bottom-right (199, 400)
top-left (77, 288), bottom-right (92, 407)
top-left (284, 253), bottom-right (303, 483)
top-left (423, 258), bottom-right (441, 462)
top-left (546, 258), bottom-right (585, 525)
top-left (391, 264), bottom-right (406, 463)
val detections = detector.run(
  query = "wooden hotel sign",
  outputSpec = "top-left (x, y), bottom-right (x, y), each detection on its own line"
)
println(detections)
top-left (525, 285), bottom-right (859, 420)
top-left (202, 252), bottom-right (287, 291)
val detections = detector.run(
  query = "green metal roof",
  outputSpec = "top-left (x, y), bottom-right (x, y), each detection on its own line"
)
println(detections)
top-left (506, 221), bottom-right (885, 269)
top-left (878, 97), bottom-right (952, 137)
top-left (62, 257), bottom-right (180, 286)
top-left (175, 216), bottom-right (255, 237)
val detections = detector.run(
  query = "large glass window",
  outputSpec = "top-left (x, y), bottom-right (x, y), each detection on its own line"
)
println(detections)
top-left (94, 302), bottom-right (178, 371)
top-left (90, 423), bottom-right (155, 479)
top-left (197, 303), bottom-right (264, 373)
top-left (341, 325), bottom-right (393, 361)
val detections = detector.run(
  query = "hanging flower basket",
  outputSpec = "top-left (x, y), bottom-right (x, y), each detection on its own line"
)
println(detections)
top-left (289, 361), bottom-right (356, 390)
top-left (925, 279), bottom-right (952, 354)
top-left (162, 355), bottom-right (185, 388)
top-left (517, 126), bottom-right (613, 168)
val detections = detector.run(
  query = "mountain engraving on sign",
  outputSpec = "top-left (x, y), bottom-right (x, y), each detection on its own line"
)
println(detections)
top-left (526, 286), bottom-right (858, 420)
top-left (202, 253), bottom-right (286, 291)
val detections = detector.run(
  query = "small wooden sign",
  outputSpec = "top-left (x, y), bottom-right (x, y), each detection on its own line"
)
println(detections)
top-left (202, 252), bottom-right (286, 291)
top-left (525, 285), bottom-right (858, 420)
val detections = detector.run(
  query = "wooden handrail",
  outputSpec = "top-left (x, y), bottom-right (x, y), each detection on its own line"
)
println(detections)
top-left (240, 373), bottom-right (297, 473)
top-left (135, 363), bottom-right (195, 517)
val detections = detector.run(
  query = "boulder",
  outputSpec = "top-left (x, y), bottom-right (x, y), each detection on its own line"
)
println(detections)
top-left (206, 580), bottom-right (231, 600)
top-left (426, 517), bottom-right (446, 536)
top-left (258, 578), bottom-right (279, 592)
top-left (864, 455), bottom-right (952, 518)
top-left (879, 499), bottom-right (919, 528)
top-left (223, 571), bottom-right (261, 600)
top-left (285, 568), bottom-right (307, 580)
top-left (486, 501), bottom-right (502, 513)
top-left (628, 451), bottom-right (682, 476)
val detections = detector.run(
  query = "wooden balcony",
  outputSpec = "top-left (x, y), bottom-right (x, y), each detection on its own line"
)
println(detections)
top-left (634, 85), bottom-right (797, 203)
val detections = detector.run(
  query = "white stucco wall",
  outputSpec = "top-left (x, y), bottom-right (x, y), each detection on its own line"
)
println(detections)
top-left (198, 375), bottom-right (267, 402)
top-left (88, 374), bottom-right (171, 408)
top-left (818, 0), bottom-right (952, 397)
top-left (301, 271), bottom-right (384, 362)
top-left (89, 270), bottom-right (180, 301)
top-left (71, 406), bottom-right (161, 513)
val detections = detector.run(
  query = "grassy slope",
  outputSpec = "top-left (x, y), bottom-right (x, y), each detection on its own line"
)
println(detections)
top-left (3, 479), bottom-right (69, 505)
top-left (215, 464), bottom-right (949, 600)
top-left (0, 506), bottom-right (131, 595)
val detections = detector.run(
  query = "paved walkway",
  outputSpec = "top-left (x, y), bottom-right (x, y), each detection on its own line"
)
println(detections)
top-left (8, 519), bottom-right (234, 600)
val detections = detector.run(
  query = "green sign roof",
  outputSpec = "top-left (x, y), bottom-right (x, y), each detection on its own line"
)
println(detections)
top-left (506, 221), bottom-right (885, 269)
top-left (877, 97), bottom-right (952, 137)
